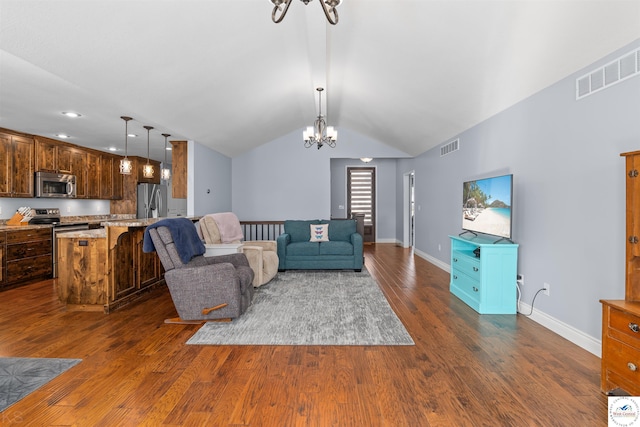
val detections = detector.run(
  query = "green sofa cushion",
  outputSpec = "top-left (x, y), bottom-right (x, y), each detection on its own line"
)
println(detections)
top-left (319, 241), bottom-right (353, 256)
top-left (284, 220), bottom-right (320, 242)
top-left (320, 219), bottom-right (356, 241)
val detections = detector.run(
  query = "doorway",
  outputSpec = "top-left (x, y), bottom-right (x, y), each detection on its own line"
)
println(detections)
top-left (347, 167), bottom-right (375, 243)
top-left (403, 171), bottom-right (415, 248)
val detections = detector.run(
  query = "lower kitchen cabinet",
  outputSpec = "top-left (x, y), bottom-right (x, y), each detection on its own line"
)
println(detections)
top-left (56, 226), bottom-right (164, 312)
top-left (4, 228), bottom-right (52, 289)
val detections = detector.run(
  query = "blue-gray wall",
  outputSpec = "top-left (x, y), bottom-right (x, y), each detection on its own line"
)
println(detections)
top-left (330, 157), bottom-right (398, 242)
top-left (189, 140), bottom-right (232, 216)
top-left (231, 128), bottom-right (410, 221)
top-left (396, 39), bottom-right (640, 351)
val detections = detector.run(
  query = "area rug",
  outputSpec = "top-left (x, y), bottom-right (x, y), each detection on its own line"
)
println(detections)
top-left (187, 269), bottom-right (414, 346)
top-left (0, 357), bottom-right (81, 412)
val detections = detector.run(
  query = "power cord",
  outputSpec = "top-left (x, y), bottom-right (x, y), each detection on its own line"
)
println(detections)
top-left (516, 283), bottom-right (546, 316)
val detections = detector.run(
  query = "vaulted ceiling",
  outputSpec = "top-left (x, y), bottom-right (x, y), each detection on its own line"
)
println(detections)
top-left (1, 1), bottom-right (639, 162)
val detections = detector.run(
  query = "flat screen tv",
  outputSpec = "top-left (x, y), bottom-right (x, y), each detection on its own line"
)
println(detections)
top-left (462, 174), bottom-right (513, 241)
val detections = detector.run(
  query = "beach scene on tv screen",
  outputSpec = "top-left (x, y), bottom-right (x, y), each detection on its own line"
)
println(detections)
top-left (462, 175), bottom-right (512, 238)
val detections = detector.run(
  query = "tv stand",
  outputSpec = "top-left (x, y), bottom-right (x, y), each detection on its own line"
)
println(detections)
top-left (449, 235), bottom-right (519, 314)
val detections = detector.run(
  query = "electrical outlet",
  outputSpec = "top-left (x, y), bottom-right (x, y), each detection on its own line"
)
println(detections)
top-left (516, 274), bottom-right (524, 286)
top-left (438, 244), bottom-right (441, 252)
top-left (543, 282), bottom-right (550, 296)
top-left (0, 207), bottom-right (2, 215)
top-left (66, 206), bottom-right (71, 213)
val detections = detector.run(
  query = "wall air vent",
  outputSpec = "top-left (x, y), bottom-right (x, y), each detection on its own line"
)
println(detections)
top-left (440, 138), bottom-right (459, 157)
top-left (576, 47), bottom-right (640, 100)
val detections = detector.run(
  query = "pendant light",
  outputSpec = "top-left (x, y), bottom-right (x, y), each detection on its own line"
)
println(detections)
top-left (143, 125), bottom-right (154, 178)
top-left (119, 116), bottom-right (133, 175)
top-left (161, 133), bottom-right (171, 181)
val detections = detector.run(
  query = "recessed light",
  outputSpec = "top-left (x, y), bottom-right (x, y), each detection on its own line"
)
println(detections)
top-left (61, 112), bottom-right (82, 118)
top-left (128, 133), bottom-right (137, 138)
top-left (166, 147), bottom-right (172, 151)
top-left (108, 147), bottom-right (118, 152)
top-left (56, 134), bottom-right (70, 139)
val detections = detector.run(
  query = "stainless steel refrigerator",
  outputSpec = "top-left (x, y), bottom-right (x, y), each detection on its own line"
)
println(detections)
top-left (137, 183), bottom-right (167, 219)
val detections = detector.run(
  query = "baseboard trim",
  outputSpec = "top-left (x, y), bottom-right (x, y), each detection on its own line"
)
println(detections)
top-left (517, 302), bottom-right (601, 357)
top-left (412, 249), bottom-right (601, 358)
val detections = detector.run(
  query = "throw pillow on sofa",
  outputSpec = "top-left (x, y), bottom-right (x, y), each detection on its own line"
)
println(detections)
top-left (309, 224), bottom-right (329, 242)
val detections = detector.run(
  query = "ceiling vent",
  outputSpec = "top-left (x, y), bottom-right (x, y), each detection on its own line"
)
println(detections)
top-left (440, 138), bottom-right (459, 157)
top-left (576, 47), bottom-right (640, 100)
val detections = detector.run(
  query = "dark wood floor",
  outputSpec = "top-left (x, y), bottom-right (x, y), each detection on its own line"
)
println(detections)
top-left (0, 244), bottom-right (606, 426)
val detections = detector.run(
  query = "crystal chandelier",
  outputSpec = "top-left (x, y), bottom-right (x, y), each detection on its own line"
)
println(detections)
top-left (269, 0), bottom-right (342, 25)
top-left (161, 133), bottom-right (171, 181)
top-left (143, 126), bottom-right (154, 179)
top-left (119, 116), bottom-right (133, 175)
top-left (303, 87), bottom-right (337, 150)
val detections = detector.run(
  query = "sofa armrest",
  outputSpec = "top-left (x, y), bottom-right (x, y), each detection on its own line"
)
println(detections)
top-left (350, 232), bottom-right (364, 269)
top-left (244, 240), bottom-right (276, 252)
top-left (276, 233), bottom-right (290, 270)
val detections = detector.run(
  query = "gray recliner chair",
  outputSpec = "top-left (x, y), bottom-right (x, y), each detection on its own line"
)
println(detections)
top-left (147, 225), bottom-right (255, 321)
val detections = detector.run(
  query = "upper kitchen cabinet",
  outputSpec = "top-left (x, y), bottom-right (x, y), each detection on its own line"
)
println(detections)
top-left (170, 141), bottom-right (187, 199)
top-left (100, 153), bottom-right (123, 200)
top-left (0, 131), bottom-right (34, 198)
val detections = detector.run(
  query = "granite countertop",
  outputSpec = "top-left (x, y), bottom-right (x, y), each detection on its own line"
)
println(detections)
top-left (101, 217), bottom-right (201, 228)
top-left (0, 215), bottom-right (199, 231)
top-left (56, 228), bottom-right (107, 239)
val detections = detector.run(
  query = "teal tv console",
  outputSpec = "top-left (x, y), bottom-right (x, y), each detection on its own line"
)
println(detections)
top-left (449, 235), bottom-right (519, 314)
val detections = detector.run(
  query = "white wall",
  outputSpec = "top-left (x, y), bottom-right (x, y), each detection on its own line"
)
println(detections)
top-left (396, 39), bottom-right (640, 353)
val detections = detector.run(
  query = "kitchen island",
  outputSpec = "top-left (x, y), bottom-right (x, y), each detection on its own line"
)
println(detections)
top-left (56, 218), bottom-right (195, 312)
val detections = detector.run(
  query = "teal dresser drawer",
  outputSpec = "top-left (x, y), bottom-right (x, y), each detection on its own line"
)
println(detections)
top-left (451, 269), bottom-right (481, 308)
top-left (451, 251), bottom-right (481, 279)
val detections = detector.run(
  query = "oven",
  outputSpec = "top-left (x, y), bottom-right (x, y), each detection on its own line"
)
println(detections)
top-left (34, 171), bottom-right (77, 198)
top-left (28, 208), bottom-right (91, 277)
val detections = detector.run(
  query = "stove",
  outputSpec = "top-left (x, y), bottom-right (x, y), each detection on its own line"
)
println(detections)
top-left (28, 208), bottom-right (61, 224)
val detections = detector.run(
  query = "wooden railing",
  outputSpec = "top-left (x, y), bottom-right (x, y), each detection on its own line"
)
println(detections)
top-left (240, 221), bottom-right (285, 241)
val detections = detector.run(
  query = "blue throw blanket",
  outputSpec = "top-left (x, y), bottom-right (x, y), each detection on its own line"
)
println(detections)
top-left (143, 218), bottom-right (205, 264)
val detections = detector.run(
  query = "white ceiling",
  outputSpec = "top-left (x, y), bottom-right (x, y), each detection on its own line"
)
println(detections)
top-left (1, 0), bottom-right (639, 163)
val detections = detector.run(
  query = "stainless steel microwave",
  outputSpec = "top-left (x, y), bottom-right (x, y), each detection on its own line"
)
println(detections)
top-left (34, 171), bottom-right (77, 198)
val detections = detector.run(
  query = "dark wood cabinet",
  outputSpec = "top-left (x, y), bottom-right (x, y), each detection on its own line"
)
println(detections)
top-left (0, 233), bottom-right (5, 287)
top-left (110, 228), bottom-right (136, 301)
top-left (68, 147), bottom-right (87, 198)
top-left (0, 132), bottom-right (34, 198)
top-left (86, 152), bottom-right (101, 199)
top-left (170, 141), bottom-right (187, 198)
top-left (601, 150), bottom-right (640, 395)
top-left (99, 154), bottom-right (124, 200)
top-left (57, 225), bottom-right (164, 312)
top-left (35, 137), bottom-right (57, 172)
top-left (134, 228), bottom-right (161, 288)
top-left (5, 228), bottom-right (52, 289)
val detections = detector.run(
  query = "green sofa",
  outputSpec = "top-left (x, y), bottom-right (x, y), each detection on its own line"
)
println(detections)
top-left (277, 219), bottom-right (364, 271)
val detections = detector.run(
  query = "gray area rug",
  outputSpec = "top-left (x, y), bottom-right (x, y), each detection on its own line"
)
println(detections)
top-left (187, 269), bottom-right (414, 346)
top-left (0, 357), bottom-right (81, 412)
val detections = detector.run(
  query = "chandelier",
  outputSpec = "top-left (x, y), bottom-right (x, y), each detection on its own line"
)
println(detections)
top-left (270, 0), bottom-right (342, 25)
top-left (303, 87), bottom-right (337, 150)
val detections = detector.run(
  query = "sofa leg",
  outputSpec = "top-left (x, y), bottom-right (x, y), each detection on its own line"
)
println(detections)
top-left (355, 269), bottom-right (362, 272)
top-left (278, 269), bottom-right (286, 272)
